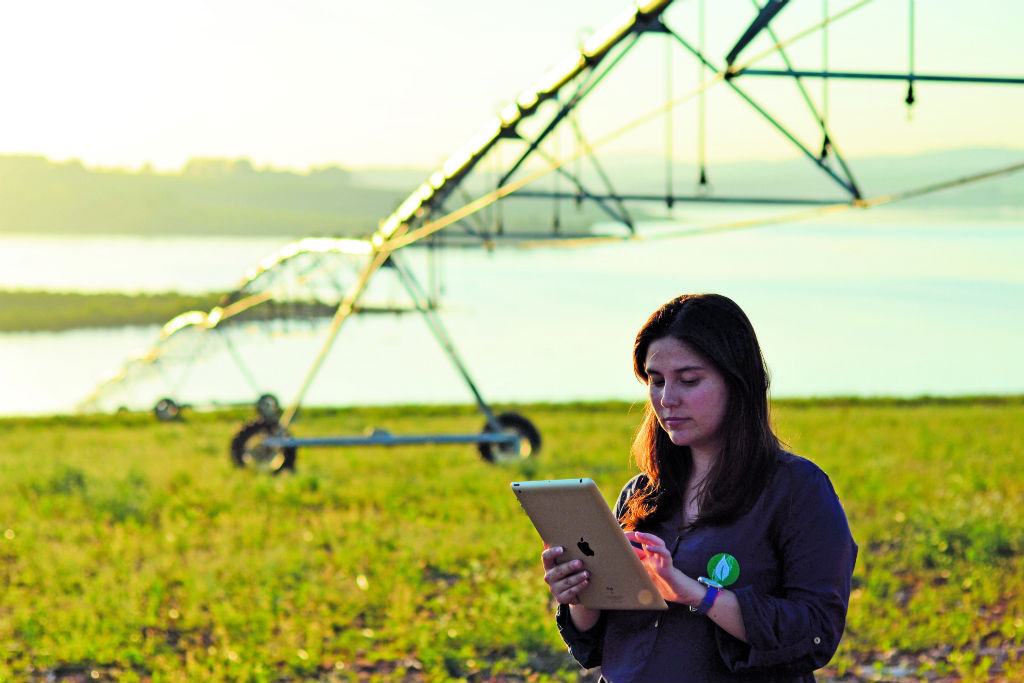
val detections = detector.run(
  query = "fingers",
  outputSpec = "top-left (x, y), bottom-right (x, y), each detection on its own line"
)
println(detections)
top-left (624, 531), bottom-right (671, 563)
top-left (540, 545), bottom-right (564, 571)
top-left (625, 530), bottom-right (666, 547)
top-left (543, 553), bottom-right (585, 585)
top-left (541, 546), bottom-right (590, 604)
top-left (625, 531), bottom-right (669, 553)
top-left (548, 564), bottom-right (590, 603)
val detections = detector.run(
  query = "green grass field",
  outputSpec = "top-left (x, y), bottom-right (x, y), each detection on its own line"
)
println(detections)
top-left (1, 398), bottom-right (1022, 683)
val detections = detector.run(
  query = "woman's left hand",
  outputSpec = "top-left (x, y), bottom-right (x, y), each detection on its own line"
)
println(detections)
top-left (625, 530), bottom-right (700, 605)
top-left (626, 531), bottom-right (748, 640)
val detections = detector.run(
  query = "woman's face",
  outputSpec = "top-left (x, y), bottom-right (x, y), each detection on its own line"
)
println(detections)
top-left (644, 336), bottom-right (729, 459)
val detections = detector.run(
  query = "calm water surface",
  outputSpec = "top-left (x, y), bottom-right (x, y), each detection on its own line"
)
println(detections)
top-left (1, 208), bottom-right (1022, 416)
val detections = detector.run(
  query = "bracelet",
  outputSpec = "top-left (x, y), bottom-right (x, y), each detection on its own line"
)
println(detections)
top-left (689, 577), bottom-right (723, 615)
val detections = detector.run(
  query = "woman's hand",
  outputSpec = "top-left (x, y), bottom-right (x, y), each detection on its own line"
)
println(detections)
top-left (625, 531), bottom-right (702, 605)
top-left (541, 545), bottom-right (590, 605)
top-left (541, 545), bottom-right (601, 632)
top-left (626, 531), bottom-right (748, 641)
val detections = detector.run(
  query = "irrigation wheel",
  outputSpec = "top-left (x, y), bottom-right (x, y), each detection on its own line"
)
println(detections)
top-left (255, 393), bottom-right (282, 421)
top-left (153, 397), bottom-right (182, 422)
top-left (230, 417), bottom-right (297, 474)
top-left (477, 412), bottom-right (541, 463)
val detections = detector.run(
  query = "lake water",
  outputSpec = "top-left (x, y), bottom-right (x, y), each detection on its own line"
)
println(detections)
top-left (1, 206), bottom-right (1022, 417)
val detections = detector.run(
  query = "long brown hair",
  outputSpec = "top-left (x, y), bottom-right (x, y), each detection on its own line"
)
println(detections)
top-left (620, 293), bottom-right (781, 530)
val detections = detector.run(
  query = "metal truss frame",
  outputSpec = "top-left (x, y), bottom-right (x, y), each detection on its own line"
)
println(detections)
top-left (415, 0), bottom-right (1024, 243)
top-left (82, 0), bottom-right (1024, 464)
top-left (275, 0), bottom-right (1024, 434)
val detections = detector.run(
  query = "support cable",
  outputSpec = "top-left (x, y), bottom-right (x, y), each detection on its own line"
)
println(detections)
top-left (735, 69), bottom-right (1024, 85)
top-left (697, 0), bottom-right (708, 193)
top-left (553, 100), bottom-right (562, 233)
top-left (673, 28), bottom-right (861, 197)
top-left (388, 253), bottom-right (499, 426)
top-left (279, 246), bottom-right (394, 427)
top-left (905, 0), bottom-right (916, 111)
top-left (498, 33), bottom-right (641, 187)
top-left (567, 116), bottom-right (637, 229)
top-left (666, 26), bottom-right (674, 207)
top-left (217, 248), bottom-right (365, 323)
top-left (493, 138), bottom-right (504, 237)
top-left (165, 333), bottom-right (207, 399)
top-left (745, 0), bottom-right (861, 195)
top-left (571, 95), bottom-right (582, 211)
top-left (426, 235), bottom-right (440, 309)
top-left (515, 160), bottom-right (1024, 249)
top-left (217, 327), bottom-right (263, 394)
top-left (573, 27), bottom-right (591, 205)
top-left (822, 0), bottom-right (830, 158)
top-left (535, 146), bottom-right (636, 230)
top-left (729, 0), bottom-right (877, 77)
top-left (455, 187), bottom-right (492, 239)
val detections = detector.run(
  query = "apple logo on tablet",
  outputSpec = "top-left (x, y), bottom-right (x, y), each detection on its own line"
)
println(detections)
top-left (577, 537), bottom-right (595, 556)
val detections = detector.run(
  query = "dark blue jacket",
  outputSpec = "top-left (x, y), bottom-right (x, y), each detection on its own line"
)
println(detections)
top-left (556, 452), bottom-right (857, 682)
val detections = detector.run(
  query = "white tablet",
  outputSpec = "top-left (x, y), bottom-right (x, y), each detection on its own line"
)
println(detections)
top-left (511, 478), bottom-right (667, 611)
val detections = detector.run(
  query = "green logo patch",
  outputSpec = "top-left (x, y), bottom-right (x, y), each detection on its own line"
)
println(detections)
top-left (707, 553), bottom-right (740, 586)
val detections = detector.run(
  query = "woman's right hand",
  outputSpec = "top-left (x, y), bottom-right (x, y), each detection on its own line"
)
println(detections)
top-left (542, 546), bottom-right (602, 632)
top-left (541, 545), bottom-right (590, 605)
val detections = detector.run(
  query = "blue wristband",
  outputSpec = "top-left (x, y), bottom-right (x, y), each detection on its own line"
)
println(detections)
top-left (689, 577), bottom-right (723, 615)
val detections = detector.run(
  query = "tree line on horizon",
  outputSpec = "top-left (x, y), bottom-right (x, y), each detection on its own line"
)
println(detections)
top-left (0, 154), bottom-right (610, 238)
top-left (0, 154), bottom-right (396, 238)
top-left (1, 149), bottom-right (1021, 238)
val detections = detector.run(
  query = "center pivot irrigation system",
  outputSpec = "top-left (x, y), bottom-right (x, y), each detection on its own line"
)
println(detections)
top-left (81, 0), bottom-right (1023, 472)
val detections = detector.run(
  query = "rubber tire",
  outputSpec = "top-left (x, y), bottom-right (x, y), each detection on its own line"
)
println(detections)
top-left (154, 397), bottom-right (181, 422)
top-left (230, 417), bottom-right (297, 474)
top-left (255, 393), bottom-right (282, 421)
top-left (477, 412), bottom-right (542, 463)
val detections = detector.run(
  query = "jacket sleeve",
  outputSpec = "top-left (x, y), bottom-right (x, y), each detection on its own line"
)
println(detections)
top-left (716, 466), bottom-right (858, 675)
top-left (555, 604), bottom-right (607, 668)
top-left (553, 475), bottom-right (646, 669)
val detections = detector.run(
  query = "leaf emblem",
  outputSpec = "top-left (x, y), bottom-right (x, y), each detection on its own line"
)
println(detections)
top-left (706, 553), bottom-right (739, 586)
top-left (713, 555), bottom-right (733, 583)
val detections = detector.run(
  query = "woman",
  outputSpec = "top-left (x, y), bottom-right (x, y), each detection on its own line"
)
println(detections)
top-left (541, 293), bottom-right (857, 682)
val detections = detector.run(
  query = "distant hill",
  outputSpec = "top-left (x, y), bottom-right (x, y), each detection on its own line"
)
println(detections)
top-left (1, 148), bottom-right (1021, 237)
top-left (0, 156), bottom-right (401, 238)
top-left (0, 155), bottom-right (611, 238)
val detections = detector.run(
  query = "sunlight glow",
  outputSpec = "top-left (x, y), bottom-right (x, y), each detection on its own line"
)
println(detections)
top-left (0, 0), bottom-right (1021, 170)
top-left (529, 53), bottom-right (586, 97)
top-left (161, 311), bottom-right (207, 338)
top-left (244, 238), bottom-right (373, 282)
top-left (582, 6), bottom-right (638, 59)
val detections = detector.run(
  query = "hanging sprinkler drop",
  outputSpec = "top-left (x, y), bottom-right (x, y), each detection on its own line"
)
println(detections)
top-left (906, 0), bottom-right (916, 119)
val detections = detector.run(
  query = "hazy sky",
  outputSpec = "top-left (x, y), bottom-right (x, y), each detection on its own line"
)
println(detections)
top-left (2, 0), bottom-right (1022, 172)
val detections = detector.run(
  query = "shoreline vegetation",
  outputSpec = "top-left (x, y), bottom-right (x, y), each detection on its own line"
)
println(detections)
top-left (1, 398), bottom-right (1022, 682)
top-left (0, 290), bottom-right (226, 332)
